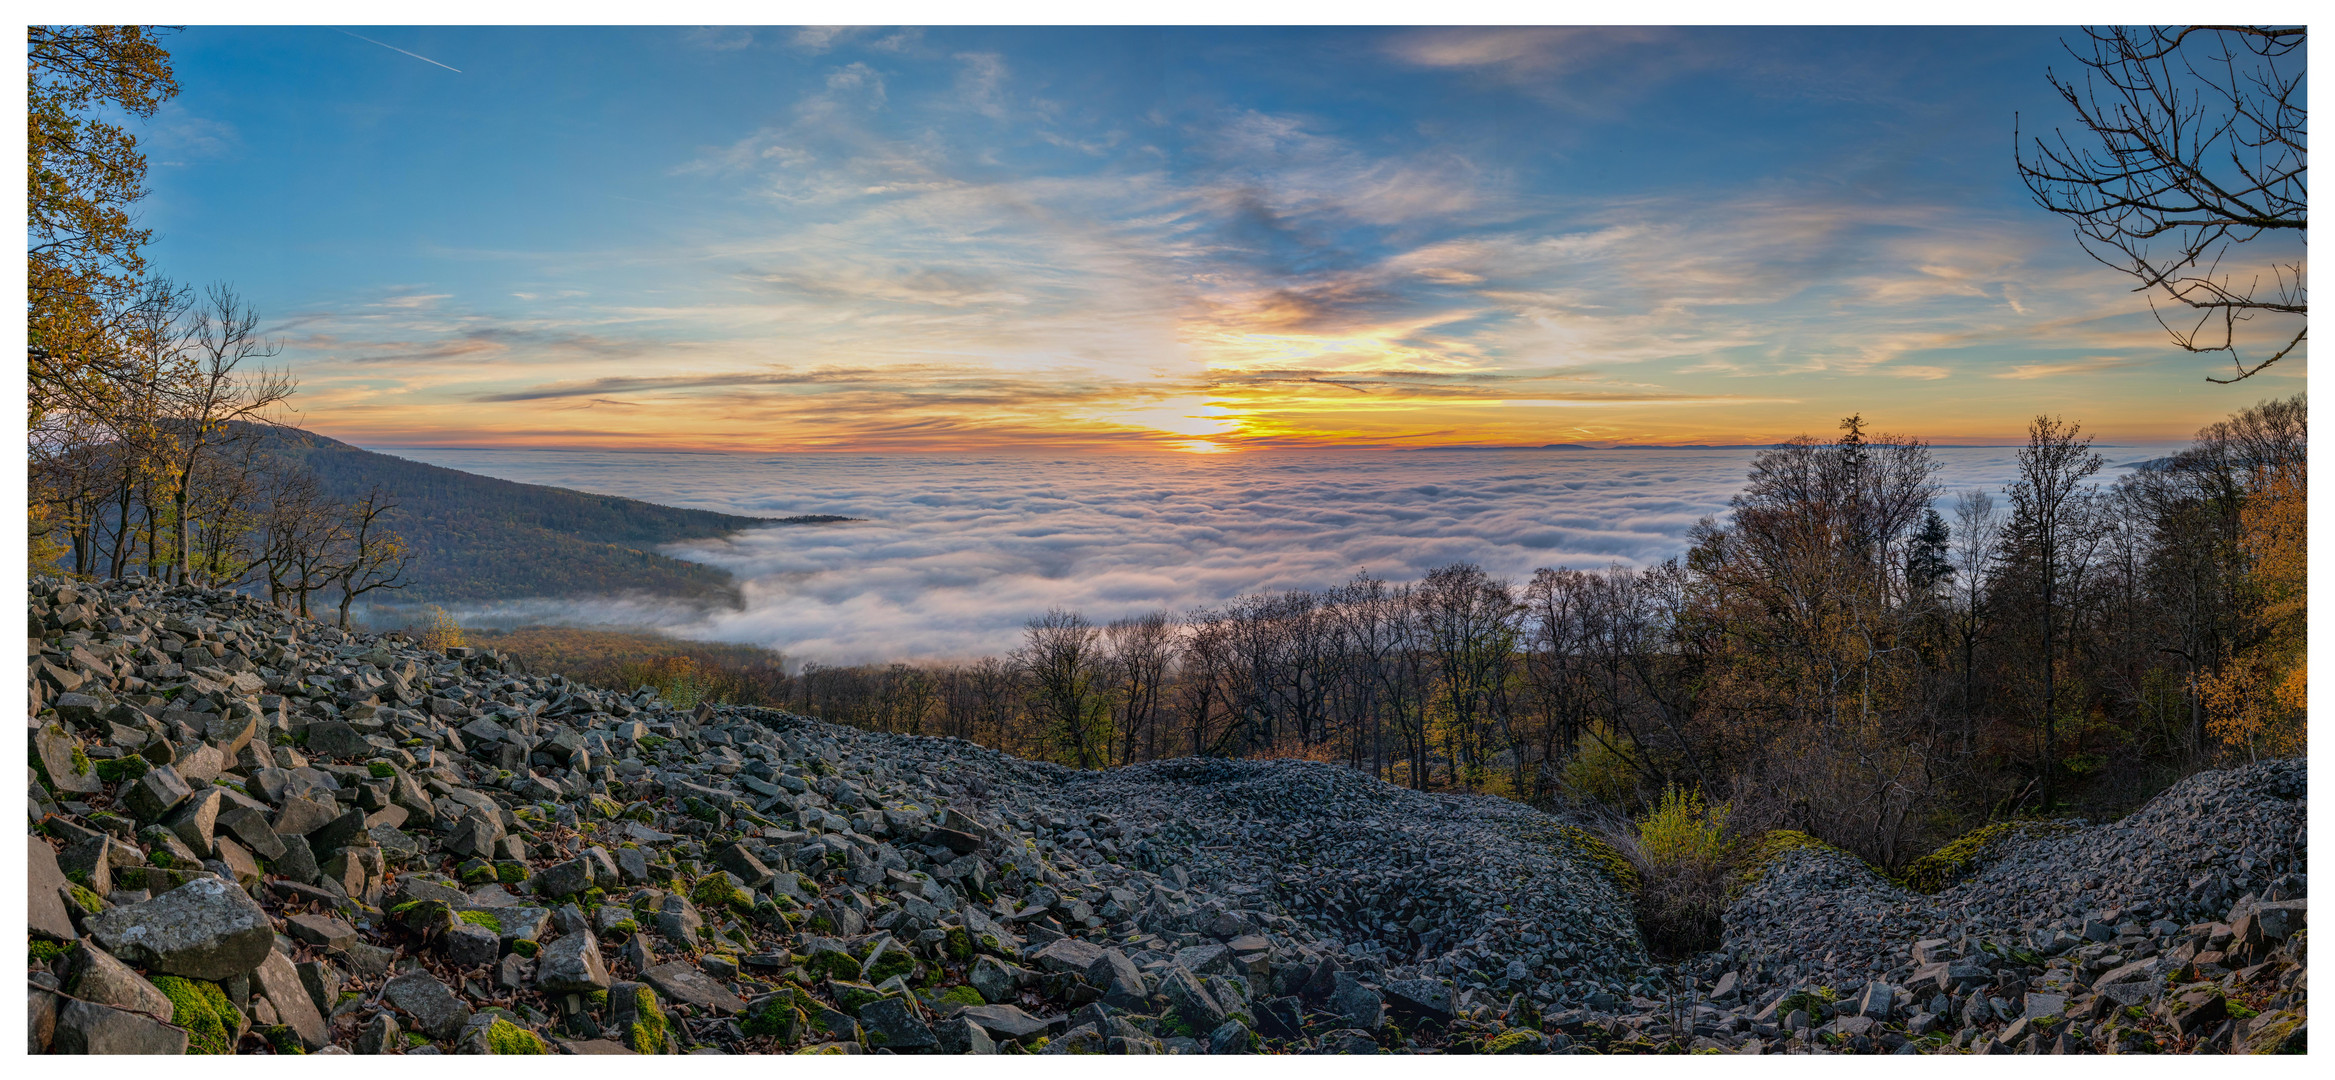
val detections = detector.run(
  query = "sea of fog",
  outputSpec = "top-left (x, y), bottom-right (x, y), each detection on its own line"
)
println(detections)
top-left (385, 444), bottom-right (2180, 664)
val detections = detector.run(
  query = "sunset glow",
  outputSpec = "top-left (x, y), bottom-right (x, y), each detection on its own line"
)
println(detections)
top-left (134, 26), bottom-right (2304, 454)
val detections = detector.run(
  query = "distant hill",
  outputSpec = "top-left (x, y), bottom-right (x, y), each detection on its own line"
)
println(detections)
top-left (253, 426), bottom-right (847, 607)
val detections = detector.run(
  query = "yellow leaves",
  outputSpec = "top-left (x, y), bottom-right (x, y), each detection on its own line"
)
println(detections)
top-left (2206, 462), bottom-right (2306, 757)
top-left (415, 605), bottom-right (466, 653)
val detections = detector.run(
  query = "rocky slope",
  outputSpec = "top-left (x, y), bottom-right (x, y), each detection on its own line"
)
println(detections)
top-left (26, 577), bottom-right (2307, 1054)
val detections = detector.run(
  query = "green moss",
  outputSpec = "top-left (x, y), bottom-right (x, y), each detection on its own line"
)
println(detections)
top-left (1480, 1029), bottom-right (1539, 1054)
top-left (368, 762), bottom-right (396, 778)
top-left (70, 744), bottom-right (93, 776)
top-left (487, 1018), bottom-right (548, 1054)
top-left (804, 949), bottom-right (862, 982)
top-left (626, 986), bottom-right (668, 1054)
top-left (1558, 826), bottom-right (1641, 894)
top-left (511, 939), bottom-right (539, 958)
top-left (458, 909), bottom-right (505, 934)
top-left (863, 946), bottom-right (916, 985)
top-left (153, 976), bottom-right (238, 1055)
top-left (1897, 820), bottom-right (2078, 894)
top-left (742, 991), bottom-right (806, 1040)
top-left (943, 926), bottom-right (974, 962)
top-left (462, 864), bottom-right (498, 885)
top-left (1732, 830), bottom-right (1881, 897)
top-left (66, 884), bottom-right (105, 914)
top-left (496, 861), bottom-right (528, 884)
top-left (30, 940), bottom-right (74, 964)
top-left (936, 984), bottom-right (984, 1009)
top-left (95, 754), bottom-right (150, 783)
top-left (265, 1024), bottom-right (307, 1054)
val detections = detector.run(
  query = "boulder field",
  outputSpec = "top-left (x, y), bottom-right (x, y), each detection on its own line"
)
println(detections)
top-left (27, 576), bottom-right (2306, 1054)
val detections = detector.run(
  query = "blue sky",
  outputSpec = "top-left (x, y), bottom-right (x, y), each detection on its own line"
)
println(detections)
top-left (132, 25), bottom-right (2307, 451)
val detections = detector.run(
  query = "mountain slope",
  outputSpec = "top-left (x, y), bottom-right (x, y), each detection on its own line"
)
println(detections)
top-left (256, 425), bottom-right (841, 606)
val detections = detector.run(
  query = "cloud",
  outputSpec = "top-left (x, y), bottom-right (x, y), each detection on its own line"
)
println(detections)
top-left (1992, 356), bottom-right (2144, 380)
top-left (387, 444), bottom-right (2168, 663)
top-left (142, 103), bottom-right (240, 164)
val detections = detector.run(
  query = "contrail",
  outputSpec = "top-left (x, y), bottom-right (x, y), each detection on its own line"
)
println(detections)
top-left (334, 28), bottom-right (462, 73)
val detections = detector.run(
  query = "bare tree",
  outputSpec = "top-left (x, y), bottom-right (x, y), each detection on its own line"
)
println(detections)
top-left (1102, 612), bottom-right (1177, 765)
top-left (1015, 609), bottom-right (1111, 768)
top-left (2018, 26), bottom-right (2306, 381)
top-left (163, 284), bottom-right (293, 584)
top-left (332, 485), bottom-right (414, 630)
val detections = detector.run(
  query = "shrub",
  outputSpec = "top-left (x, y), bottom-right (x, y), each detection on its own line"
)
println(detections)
top-left (1612, 784), bottom-right (1737, 957)
top-left (414, 605), bottom-right (464, 653)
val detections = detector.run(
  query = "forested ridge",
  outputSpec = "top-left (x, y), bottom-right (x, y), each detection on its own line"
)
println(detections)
top-left (251, 426), bottom-right (848, 606)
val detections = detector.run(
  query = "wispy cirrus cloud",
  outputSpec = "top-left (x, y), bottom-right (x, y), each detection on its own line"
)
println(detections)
top-left (252, 29), bottom-right (2280, 455)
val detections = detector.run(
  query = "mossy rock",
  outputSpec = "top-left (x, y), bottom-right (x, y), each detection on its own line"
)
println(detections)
top-left (933, 984), bottom-right (985, 1010)
top-left (804, 948), bottom-right (863, 983)
top-left (457, 909), bottom-right (505, 935)
top-left (1896, 820), bottom-right (2077, 894)
top-left (95, 754), bottom-right (150, 783)
top-left (626, 985), bottom-right (669, 1053)
top-left (367, 762), bottom-right (396, 779)
top-left (1558, 826), bottom-right (1641, 894)
top-left (942, 926), bottom-right (974, 962)
top-left (1731, 830), bottom-right (1883, 897)
top-left (510, 939), bottom-right (539, 959)
top-left (742, 992), bottom-right (806, 1041)
top-left (487, 1018), bottom-right (548, 1054)
top-left (829, 979), bottom-right (889, 1014)
top-left (152, 976), bottom-right (241, 1055)
top-left (496, 861), bottom-right (529, 884)
top-left (66, 883), bottom-right (106, 915)
top-left (264, 1024), bottom-right (307, 1054)
top-left (30, 940), bottom-right (74, 964)
top-left (862, 946), bottom-right (916, 985)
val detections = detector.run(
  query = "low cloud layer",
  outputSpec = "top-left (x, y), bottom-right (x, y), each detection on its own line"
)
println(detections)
top-left (396, 445), bottom-right (2173, 664)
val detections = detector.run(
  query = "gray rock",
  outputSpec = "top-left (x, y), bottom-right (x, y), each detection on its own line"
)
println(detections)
top-left (535, 855), bottom-right (595, 899)
top-left (254, 947), bottom-right (329, 1051)
top-left (83, 877), bottom-right (275, 979)
top-left (49, 996), bottom-right (190, 1054)
top-left (1162, 965), bottom-right (1230, 1029)
top-left (383, 969), bottom-right (473, 1039)
top-left (61, 940), bottom-right (173, 1018)
top-left (121, 765), bottom-right (192, 823)
top-left (537, 931), bottom-right (612, 992)
top-left (446, 922), bottom-right (501, 967)
top-left (858, 996), bottom-right (937, 1050)
top-left (1384, 977), bottom-right (1454, 1020)
top-left (969, 955), bottom-right (1026, 1004)
top-left (1329, 971), bottom-right (1382, 1029)
top-left (642, 960), bottom-right (744, 1014)
top-left (957, 1003), bottom-right (1053, 1040)
top-left (932, 1015), bottom-right (997, 1054)
top-left (28, 841), bottom-right (78, 941)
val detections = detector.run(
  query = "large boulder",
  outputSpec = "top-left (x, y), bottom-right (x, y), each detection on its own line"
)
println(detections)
top-left (83, 877), bottom-right (274, 979)
top-left (49, 997), bottom-right (191, 1055)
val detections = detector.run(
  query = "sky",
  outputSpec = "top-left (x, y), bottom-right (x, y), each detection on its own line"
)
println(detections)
top-left (133, 25), bottom-right (2307, 453)
top-left (395, 443), bottom-right (2179, 660)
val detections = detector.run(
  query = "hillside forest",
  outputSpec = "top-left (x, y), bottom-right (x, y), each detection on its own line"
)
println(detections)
top-left (510, 401), bottom-right (2305, 892)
